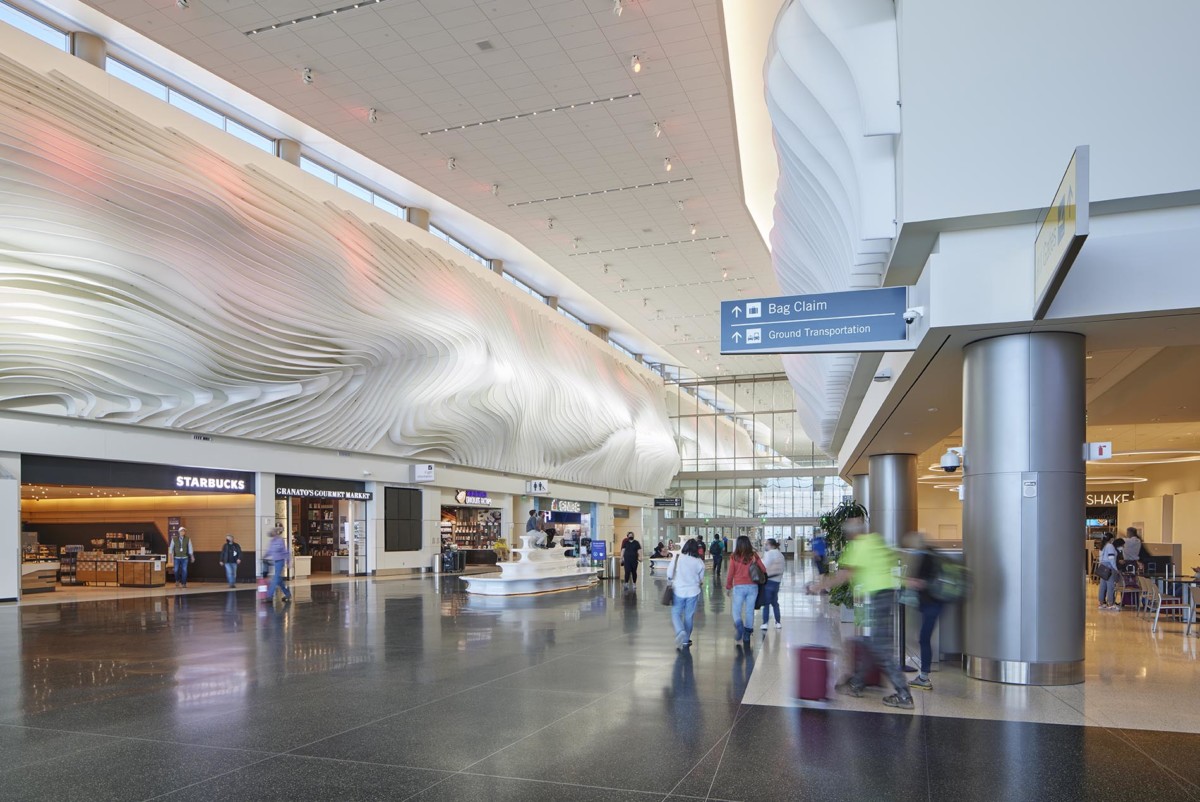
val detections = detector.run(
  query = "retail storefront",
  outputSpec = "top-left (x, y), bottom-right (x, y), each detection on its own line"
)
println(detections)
top-left (274, 475), bottom-right (371, 576)
top-left (19, 455), bottom-right (256, 593)
top-left (535, 497), bottom-right (595, 553)
top-left (441, 489), bottom-right (503, 566)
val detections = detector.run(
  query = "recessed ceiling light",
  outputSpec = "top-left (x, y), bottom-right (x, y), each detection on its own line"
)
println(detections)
top-left (928, 407), bottom-right (939, 413)
top-left (655, 122), bottom-right (662, 138)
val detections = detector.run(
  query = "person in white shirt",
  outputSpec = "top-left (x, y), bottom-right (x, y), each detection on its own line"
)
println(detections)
top-left (760, 538), bottom-right (786, 630)
top-left (667, 539), bottom-right (706, 649)
top-left (1122, 528), bottom-right (1143, 563)
top-left (1098, 535), bottom-right (1120, 610)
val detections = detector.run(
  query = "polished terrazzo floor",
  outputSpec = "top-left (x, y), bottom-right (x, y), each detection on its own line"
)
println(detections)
top-left (1, 564), bottom-right (1198, 801)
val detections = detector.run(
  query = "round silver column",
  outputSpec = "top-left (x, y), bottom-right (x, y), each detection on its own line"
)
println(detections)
top-left (962, 332), bottom-right (1085, 685)
top-left (851, 473), bottom-right (871, 512)
top-left (867, 455), bottom-right (916, 547)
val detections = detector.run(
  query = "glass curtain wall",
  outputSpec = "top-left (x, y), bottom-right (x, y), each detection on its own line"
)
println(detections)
top-left (663, 374), bottom-right (849, 521)
top-left (666, 374), bottom-right (837, 472)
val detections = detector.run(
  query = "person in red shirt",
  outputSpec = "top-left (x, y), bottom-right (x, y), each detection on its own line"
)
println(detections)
top-left (725, 535), bottom-right (766, 646)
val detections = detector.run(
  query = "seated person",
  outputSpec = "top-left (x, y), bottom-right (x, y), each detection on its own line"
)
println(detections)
top-left (651, 542), bottom-right (668, 558)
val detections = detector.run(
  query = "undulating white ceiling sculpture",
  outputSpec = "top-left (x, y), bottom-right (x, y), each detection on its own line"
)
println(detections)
top-left (765, 0), bottom-right (900, 452)
top-left (0, 54), bottom-right (679, 493)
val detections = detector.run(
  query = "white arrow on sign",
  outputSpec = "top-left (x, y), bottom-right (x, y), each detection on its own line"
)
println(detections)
top-left (732, 307), bottom-right (741, 318)
top-left (731, 331), bottom-right (742, 342)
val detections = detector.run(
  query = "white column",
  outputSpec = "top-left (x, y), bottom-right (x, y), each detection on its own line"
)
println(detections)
top-left (0, 453), bottom-right (20, 601)
top-left (255, 472), bottom-right (276, 575)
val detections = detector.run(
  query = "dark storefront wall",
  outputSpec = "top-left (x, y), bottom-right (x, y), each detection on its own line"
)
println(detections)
top-left (21, 455), bottom-right (258, 583)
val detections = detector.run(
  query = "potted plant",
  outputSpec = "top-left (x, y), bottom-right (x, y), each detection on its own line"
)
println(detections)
top-left (817, 498), bottom-right (867, 615)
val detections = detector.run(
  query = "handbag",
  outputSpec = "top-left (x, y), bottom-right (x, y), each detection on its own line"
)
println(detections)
top-left (748, 559), bottom-right (766, 585)
top-left (661, 555), bottom-right (677, 606)
top-left (1096, 562), bottom-right (1114, 581)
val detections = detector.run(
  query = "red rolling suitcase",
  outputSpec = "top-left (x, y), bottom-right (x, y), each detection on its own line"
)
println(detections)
top-left (795, 645), bottom-right (832, 701)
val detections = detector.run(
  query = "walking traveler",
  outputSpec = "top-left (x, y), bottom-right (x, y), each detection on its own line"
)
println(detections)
top-left (709, 536), bottom-right (725, 579)
top-left (902, 532), bottom-right (943, 691)
top-left (807, 518), bottom-right (914, 709)
top-left (621, 532), bottom-right (642, 589)
top-left (759, 538), bottom-right (785, 630)
top-left (263, 526), bottom-right (292, 603)
top-left (168, 527), bottom-right (194, 588)
top-left (219, 534), bottom-right (242, 587)
top-left (811, 531), bottom-right (828, 575)
top-left (725, 535), bottom-right (766, 646)
top-left (667, 539), bottom-right (706, 649)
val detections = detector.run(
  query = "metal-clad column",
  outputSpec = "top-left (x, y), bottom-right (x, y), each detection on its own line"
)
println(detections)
top-left (867, 455), bottom-right (916, 547)
top-left (851, 473), bottom-right (871, 514)
top-left (962, 332), bottom-right (1085, 685)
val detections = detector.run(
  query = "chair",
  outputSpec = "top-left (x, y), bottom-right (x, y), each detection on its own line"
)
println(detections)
top-left (1186, 586), bottom-right (1200, 637)
top-left (1144, 581), bottom-right (1189, 633)
top-left (1134, 576), bottom-right (1153, 617)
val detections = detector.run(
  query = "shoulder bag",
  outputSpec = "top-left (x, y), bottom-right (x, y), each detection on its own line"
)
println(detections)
top-left (748, 557), bottom-right (767, 585)
top-left (661, 556), bottom-right (678, 606)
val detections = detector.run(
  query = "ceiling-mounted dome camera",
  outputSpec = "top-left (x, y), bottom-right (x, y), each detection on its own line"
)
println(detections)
top-left (940, 447), bottom-right (963, 473)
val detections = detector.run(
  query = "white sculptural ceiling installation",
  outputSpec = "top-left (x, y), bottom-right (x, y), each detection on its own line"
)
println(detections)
top-left (765, 0), bottom-right (900, 452)
top-left (0, 53), bottom-right (679, 493)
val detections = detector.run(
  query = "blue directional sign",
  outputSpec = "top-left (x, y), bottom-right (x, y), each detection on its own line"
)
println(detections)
top-left (720, 287), bottom-right (910, 354)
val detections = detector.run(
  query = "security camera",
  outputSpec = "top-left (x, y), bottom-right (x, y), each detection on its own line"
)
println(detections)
top-left (940, 447), bottom-right (963, 473)
top-left (903, 306), bottom-right (925, 325)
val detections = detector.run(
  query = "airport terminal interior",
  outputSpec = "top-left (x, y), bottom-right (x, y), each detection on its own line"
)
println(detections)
top-left (2, 1), bottom-right (1200, 800)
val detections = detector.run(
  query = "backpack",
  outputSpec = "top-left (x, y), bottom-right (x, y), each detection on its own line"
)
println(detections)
top-left (928, 553), bottom-right (970, 603)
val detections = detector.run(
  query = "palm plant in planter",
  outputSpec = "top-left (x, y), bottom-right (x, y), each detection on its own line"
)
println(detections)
top-left (817, 498), bottom-right (868, 608)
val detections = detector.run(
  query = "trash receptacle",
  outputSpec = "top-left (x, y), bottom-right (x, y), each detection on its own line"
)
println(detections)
top-left (607, 555), bottom-right (622, 581)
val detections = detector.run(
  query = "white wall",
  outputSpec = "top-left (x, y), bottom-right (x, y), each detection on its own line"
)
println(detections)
top-left (0, 454), bottom-right (18, 602)
top-left (1118, 496), bottom-right (1171, 544)
top-left (898, 0), bottom-right (1200, 222)
top-left (917, 481), bottom-right (961, 542)
top-left (1170, 492), bottom-right (1200, 571)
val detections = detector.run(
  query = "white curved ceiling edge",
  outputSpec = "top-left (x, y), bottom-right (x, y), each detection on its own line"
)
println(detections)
top-left (22, 0), bottom-right (677, 368)
top-left (0, 46), bottom-right (680, 494)
top-left (763, 0), bottom-right (899, 453)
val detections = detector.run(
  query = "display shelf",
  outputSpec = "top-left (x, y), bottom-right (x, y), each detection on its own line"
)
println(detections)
top-left (58, 545), bottom-right (82, 585)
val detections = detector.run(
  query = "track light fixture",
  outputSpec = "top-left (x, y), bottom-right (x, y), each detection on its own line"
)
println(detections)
top-left (177, 0), bottom-right (189, 8)
top-left (491, 183), bottom-right (500, 197)
top-left (447, 157), bottom-right (456, 171)
top-left (631, 55), bottom-right (642, 73)
top-left (643, 297), bottom-right (649, 308)
top-left (654, 121), bottom-right (662, 138)
top-left (602, 263), bottom-right (611, 274)
top-left (690, 222), bottom-right (697, 236)
top-left (676, 200), bottom-right (684, 212)
top-left (613, 0), bottom-right (623, 16)
top-left (572, 237), bottom-right (580, 250)
top-left (722, 268), bottom-right (729, 280)
top-left (302, 67), bottom-right (313, 85)
top-left (663, 157), bottom-right (672, 172)
top-left (547, 217), bottom-right (555, 230)
top-left (368, 108), bottom-right (378, 123)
